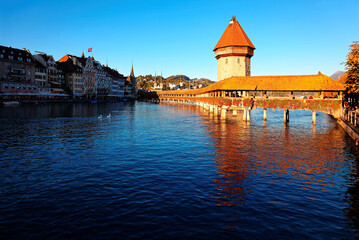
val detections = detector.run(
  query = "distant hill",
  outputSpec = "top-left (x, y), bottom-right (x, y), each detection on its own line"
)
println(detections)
top-left (192, 78), bottom-right (215, 87)
top-left (166, 75), bottom-right (191, 82)
top-left (330, 71), bottom-right (346, 80)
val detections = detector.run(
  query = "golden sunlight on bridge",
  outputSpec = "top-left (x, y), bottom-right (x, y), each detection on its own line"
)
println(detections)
top-left (155, 17), bottom-right (345, 123)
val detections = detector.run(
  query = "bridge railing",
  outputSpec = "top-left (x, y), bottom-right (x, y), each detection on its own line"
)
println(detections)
top-left (342, 109), bottom-right (358, 127)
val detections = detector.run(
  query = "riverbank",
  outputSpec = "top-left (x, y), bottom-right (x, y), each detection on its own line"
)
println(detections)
top-left (1, 97), bottom-right (136, 105)
top-left (338, 118), bottom-right (359, 145)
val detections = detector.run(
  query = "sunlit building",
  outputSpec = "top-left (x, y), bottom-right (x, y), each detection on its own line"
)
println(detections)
top-left (214, 16), bottom-right (255, 81)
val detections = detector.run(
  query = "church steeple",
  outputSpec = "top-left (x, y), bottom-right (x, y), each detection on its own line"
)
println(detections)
top-left (130, 63), bottom-right (135, 77)
top-left (81, 52), bottom-right (85, 58)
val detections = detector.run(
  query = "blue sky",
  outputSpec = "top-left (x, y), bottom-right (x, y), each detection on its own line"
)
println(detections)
top-left (1, 0), bottom-right (358, 81)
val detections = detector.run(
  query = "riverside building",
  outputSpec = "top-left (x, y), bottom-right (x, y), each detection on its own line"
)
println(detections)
top-left (78, 53), bottom-right (97, 97)
top-left (58, 54), bottom-right (84, 98)
top-left (0, 45), bottom-right (41, 98)
top-left (103, 66), bottom-right (125, 99)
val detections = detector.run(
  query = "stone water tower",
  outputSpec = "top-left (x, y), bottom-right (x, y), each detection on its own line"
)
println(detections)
top-left (214, 16), bottom-right (255, 81)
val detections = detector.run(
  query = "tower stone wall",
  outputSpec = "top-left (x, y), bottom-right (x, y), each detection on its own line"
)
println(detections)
top-left (217, 56), bottom-right (250, 80)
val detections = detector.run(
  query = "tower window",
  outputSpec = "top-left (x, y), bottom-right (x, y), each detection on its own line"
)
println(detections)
top-left (226, 59), bottom-right (228, 64)
top-left (237, 58), bottom-right (240, 64)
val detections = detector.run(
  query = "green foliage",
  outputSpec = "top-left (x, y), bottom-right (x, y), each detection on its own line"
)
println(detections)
top-left (137, 80), bottom-right (153, 90)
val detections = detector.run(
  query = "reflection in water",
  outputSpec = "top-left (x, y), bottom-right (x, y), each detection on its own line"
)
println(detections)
top-left (344, 145), bottom-right (359, 235)
top-left (1, 102), bottom-right (359, 239)
top-left (202, 110), bottom-right (348, 206)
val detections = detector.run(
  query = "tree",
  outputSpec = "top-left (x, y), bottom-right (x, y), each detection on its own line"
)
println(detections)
top-left (345, 43), bottom-right (359, 94)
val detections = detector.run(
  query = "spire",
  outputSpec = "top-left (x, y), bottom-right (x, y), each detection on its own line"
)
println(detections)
top-left (130, 63), bottom-right (134, 77)
top-left (81, 52), bottom-right (85, 58)
top-left (213, 16), bottom-right (255, 51)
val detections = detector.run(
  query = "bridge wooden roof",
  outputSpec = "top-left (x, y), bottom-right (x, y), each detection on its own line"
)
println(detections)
top-left (157, 74), bottom-right (345, 95)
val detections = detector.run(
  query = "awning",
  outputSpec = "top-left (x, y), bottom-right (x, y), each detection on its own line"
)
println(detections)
top-left (51, 88), bottom-right (64, 92)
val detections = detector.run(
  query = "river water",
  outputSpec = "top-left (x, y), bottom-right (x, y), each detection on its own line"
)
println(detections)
top-left (0, 102), bottom-right (358, 239)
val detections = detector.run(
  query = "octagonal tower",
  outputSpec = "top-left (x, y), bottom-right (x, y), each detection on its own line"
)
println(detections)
top-left (214, 16), bottom-right (255, 81)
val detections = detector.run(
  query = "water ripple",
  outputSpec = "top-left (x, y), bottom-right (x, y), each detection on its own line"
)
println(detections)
top-left (0, 103), bottom-right (358, 239)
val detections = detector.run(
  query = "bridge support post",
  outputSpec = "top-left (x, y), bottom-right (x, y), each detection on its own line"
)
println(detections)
top-left (263, 108), bottom-right (267, 121)
top-left (209, 104), bottom-right (214, 112)
top-left (220, 108), bottom-right (226, 119)
top-left (232, 109), bottom-right (237, 116)
top-left (284, 109), bottom-right (289, 123)
top-left (312, 111), bottom-right (316, 124)
top-left (213, 106), bottom-right (218, 116)
top-left (243, 109), bottom-right (250, 121)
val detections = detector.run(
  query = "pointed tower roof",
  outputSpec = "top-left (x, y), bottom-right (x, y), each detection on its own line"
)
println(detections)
top-left (130, 64), bottom-right (135, 77)
top-left (214, 16), bottom-right (255, 51)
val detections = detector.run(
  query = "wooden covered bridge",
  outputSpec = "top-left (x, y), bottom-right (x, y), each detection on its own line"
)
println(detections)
top-left (156, 74), bottom-right (345, 123)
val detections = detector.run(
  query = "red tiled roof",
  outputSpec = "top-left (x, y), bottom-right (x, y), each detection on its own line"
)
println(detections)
top-left (58, 54), bottom-right (70, 62)
top-left (214, 16), bottom-right (255, 51)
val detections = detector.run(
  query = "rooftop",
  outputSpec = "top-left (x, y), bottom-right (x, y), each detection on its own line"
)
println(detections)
top-left (158, 74), bottom-right (345, 94)
top-left (213, 16), bottom-right (255, 51)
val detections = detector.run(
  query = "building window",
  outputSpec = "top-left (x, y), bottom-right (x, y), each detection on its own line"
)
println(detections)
top-left (9, 55), bottom-right (13, 60)
top-left (226, 59), bottom-right (228, 64)
top-left (0, 54), bottom-right (3, 58)
top-left (18, 57), bottom-right (22, 61)
top-left (26, 59), bottom-right (31, 62)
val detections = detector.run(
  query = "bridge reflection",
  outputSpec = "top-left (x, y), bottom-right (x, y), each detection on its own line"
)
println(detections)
top-left (165, 103), bottom-right (351, 207)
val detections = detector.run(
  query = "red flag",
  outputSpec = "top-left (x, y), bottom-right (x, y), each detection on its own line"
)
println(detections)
top-left (88, 48), bottom-right (92, 52)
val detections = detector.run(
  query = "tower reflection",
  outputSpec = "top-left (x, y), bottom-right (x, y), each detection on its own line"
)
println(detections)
top-left (199, 108), bottom-right (348, 207)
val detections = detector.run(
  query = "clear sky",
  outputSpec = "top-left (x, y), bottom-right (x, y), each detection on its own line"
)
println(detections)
top-left (1, 0), bottom-right (358, 81)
